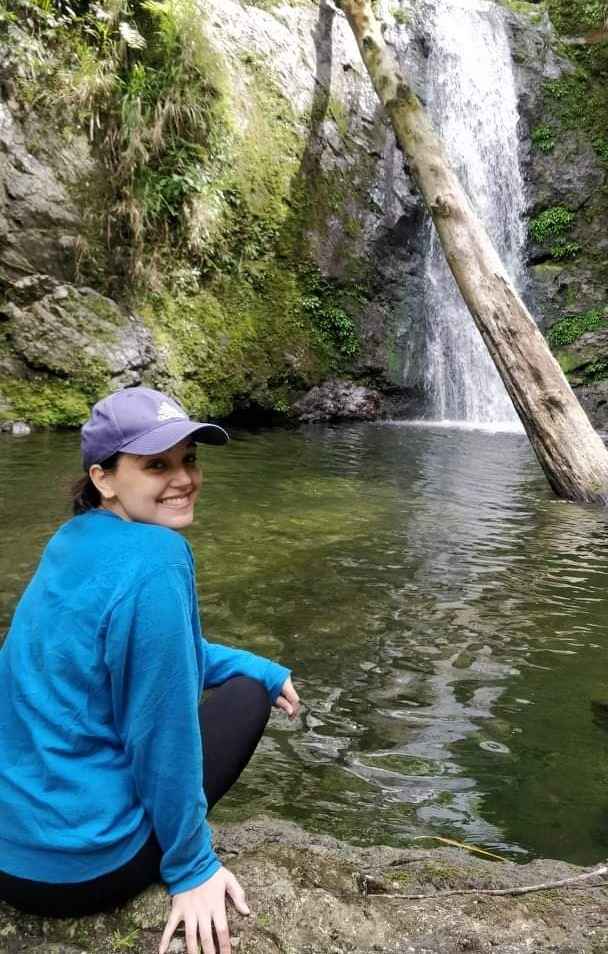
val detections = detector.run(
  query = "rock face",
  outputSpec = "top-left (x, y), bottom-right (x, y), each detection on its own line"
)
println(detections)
top-left (0, 0), bottom-right (606, 429)
top-left (1, 818), bottom-right (608, 953)
top-left (501, 3), bottom-right (608, 425)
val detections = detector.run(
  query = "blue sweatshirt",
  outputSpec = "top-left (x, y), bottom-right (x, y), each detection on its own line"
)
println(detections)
top-left (0, 509), bottom-right (289, 893)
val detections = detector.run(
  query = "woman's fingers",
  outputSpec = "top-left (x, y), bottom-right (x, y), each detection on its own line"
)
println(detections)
top-left (212, 914), bottom-right (232, 954)
top-left (158, 907), bottom-right (182, 954)
top-left (198, 917), bottom-right (216, 954)
top-left (275, 695), bottom-right (294, 716)
top-left (225, 871), bottom-right (250, 915)
top-left (276, 677), bottom-right (301, 719)
top-left (185, 914), bottom-right (203, 954)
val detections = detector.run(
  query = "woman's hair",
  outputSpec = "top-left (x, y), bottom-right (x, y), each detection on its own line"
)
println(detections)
top-left (71, 453), bottom-right (121, 515)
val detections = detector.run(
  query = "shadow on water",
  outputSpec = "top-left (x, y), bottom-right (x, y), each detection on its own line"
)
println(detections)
top-left (3, 424), bottom-right (608, 863)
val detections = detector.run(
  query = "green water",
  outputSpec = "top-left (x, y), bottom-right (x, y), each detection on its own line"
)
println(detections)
top-left (2, 422), bottom-right (608, 864)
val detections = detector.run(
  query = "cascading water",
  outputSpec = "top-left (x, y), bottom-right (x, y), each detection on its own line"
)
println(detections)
top-left (402, 0), bottom-right (526, 427)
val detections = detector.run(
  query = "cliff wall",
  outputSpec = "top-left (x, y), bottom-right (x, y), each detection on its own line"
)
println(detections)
top-left (0, 0), bottom-right (606, 428)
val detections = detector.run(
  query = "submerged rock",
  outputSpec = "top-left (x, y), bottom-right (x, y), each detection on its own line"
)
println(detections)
top-left (0, 818), bottom-right (607, 953)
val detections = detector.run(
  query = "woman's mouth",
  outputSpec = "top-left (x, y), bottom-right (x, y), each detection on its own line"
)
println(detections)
top-left (158, 493), bottom-right (193, 510)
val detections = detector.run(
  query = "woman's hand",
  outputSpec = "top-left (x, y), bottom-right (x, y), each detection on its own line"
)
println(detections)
top-left (158, 866), bottom-right (249, 954)
top-left (274, 675), bottom-right (300, 719)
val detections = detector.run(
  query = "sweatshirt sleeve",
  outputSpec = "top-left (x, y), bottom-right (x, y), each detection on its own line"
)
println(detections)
top-left (203, 641), bottom-right (291, 703)
top-left (105, 562), bottom-right (221, 895)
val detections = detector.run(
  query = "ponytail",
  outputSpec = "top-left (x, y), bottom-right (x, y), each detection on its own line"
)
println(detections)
top-left (71, 453), bottom-right (120, 515)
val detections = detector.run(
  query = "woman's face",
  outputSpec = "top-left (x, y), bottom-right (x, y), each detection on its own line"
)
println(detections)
top-left (92, 439), bottom-right (202, 529)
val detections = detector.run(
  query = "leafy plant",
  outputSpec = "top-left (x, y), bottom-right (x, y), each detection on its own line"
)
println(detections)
top-left (529, 206), bottom-right (575, 243)
top-left (547, 308), bottom-right (606, 347)
top-left (549, 238), bottom-right (581, 260)
top-left (300, 270), bottom-right (361, 367)
top-left (531, 124), bottom-right (556, 153)
top-left (4, 0), bottom-right (230, 284)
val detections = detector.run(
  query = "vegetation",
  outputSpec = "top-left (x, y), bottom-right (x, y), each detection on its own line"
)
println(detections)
top-left (531, 124), bottom-right (556, 153)
top-left (547, 308), bottom-right (607, 347)
top-left (529, 206), bottom-right (575, 243)
top-left (547, 0), bottom-right (607, 36)
top-left (529, 207), bottom-right (581, 259)
top-left (391, 5), bottom-right (410, 26)
top-left (0, 0), bottom-right (370, 424)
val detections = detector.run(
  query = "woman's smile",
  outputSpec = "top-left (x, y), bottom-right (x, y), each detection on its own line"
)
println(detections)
top-left (158, 491), bottom-right (195, 510)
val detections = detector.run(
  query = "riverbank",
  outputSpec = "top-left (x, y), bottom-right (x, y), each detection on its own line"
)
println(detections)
top-left (2, 818), bottom-right (607, 953)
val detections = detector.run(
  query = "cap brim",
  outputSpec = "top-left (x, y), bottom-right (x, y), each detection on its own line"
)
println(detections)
top-left (120, 420), bottom-right (229, 455)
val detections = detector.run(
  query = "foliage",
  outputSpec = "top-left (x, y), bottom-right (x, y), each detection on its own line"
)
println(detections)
top-left (547, 0), bottom-right (607, 35)
top-left (0, 0), bottom-right (374, 423)
top-left (544, 71), bottom-right (608, 164)
top-left (531, 124), bottom-right (556, 153)
top-left (2, 0), bottom-right (230, 283)
top-left (549, 238), bottom-right (582, 260)
top-left (547, 308), bottom-right (606, 346)
top-left (300, 269), bottom-right (361, 367)
top-left (529, 206), bottom-right (575, 243)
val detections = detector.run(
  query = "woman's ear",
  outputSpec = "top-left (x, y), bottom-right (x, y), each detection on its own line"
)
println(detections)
top-left (89, 464), bottom-right (116, 501)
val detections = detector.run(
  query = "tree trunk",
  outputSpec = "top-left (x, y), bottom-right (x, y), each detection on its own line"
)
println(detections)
top-left (335, 0), bottom-right (608, 504)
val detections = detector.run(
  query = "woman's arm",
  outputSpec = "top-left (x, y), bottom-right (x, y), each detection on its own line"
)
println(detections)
top-left (106, 562), bottom-right (220, 894)
top-left (203, 640), bottom-right (291, 703)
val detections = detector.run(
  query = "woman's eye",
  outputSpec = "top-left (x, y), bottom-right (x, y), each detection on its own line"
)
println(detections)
top-left (146, 460), bottom-right (166, 470)
top-left (185, 455), bottom-right (198, 465)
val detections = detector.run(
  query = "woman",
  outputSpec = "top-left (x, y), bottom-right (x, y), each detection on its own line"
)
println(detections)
top-left (0, 386), bottom-right (300, 954)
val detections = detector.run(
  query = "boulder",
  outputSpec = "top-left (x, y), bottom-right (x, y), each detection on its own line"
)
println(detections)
top-left (1, 818), bottom-right (607, 953)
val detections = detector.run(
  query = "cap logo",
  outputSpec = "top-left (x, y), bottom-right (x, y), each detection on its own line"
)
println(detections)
top-left (157, 400), bottom-right (188, 422)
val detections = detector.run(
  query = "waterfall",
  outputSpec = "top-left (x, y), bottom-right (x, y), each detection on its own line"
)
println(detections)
top-left (403, 0), bottom-right (526, 428)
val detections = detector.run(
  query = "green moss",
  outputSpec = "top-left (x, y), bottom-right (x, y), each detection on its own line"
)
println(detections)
top-left (0, 377), bottom-right (91, 426)
top-left (548, 308), bottom-right (606, 346)
top-left (544, 71), bottom-right (608, 164)
top-left (1, 0), bottom-right (378, 425)
top-left (328, 96), bottom-right (351, 139)
top-left (391, 6), bottom-right (410, 26)
top-left (497, 0), bottom-right (545, 22)
top-left (417, 862), bottom-right (468, 889)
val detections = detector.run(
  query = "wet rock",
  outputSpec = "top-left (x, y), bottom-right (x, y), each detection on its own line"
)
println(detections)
top-left (5, 285), bottom-right (156, 386)
top-left (0, 102), bottom-right (82, 284)
top-left (10, 421), bottom-right (30, 436)
top-left (1, 819), bottom-right (608, 953)
top-left (574, 379), bottom-right (608, 432)
top-left (292, 378), bottom-right (383, 421)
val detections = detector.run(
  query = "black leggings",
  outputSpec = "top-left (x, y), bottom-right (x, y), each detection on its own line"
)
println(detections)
top-left (0, 676), bottom-right (271, 918)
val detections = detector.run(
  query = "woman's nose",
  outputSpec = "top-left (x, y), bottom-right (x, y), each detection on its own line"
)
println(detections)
top-left (170, 465), bottom-right (192, 485)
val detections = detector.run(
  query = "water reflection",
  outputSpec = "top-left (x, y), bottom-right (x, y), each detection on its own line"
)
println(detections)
top-left (2, 424), bottom-right (608, 862)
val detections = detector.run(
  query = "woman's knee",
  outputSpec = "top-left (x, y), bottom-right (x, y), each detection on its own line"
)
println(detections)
top-left (223, 676), bottom-right (271, 720)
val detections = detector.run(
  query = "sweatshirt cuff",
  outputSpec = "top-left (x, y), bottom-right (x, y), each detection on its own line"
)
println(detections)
top-left (265, 663), bottom-right (291, 703)
top-left (168, 855), bottom-right (223, 896)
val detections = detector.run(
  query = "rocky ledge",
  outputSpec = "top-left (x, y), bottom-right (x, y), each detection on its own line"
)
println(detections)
top-left (2, 818), bottom-right (607, 954)
top-left (291, 378), bottom-right (418, 423)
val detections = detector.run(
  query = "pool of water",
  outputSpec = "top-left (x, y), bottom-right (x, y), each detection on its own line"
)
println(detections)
top-left (2, 422), bottom-right (608, 864)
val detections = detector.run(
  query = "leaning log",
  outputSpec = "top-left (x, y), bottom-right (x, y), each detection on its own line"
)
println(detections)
top-left (336, 0), bottom-right (608, 503)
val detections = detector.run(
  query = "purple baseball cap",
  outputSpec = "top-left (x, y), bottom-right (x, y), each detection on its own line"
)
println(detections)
top-left (81, 387), bottom-right (229, 469)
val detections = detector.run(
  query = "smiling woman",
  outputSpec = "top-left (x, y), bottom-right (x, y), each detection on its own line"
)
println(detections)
top-left (0, 387), bottom-right (300, 954)
top-left (90, 440), bottom-right (203, 529)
